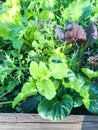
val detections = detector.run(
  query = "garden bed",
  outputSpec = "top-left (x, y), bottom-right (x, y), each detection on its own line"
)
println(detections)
top-left (0, 114), bottom-right (98, 130)
top-left (0, 0), bottom-right (98, 123)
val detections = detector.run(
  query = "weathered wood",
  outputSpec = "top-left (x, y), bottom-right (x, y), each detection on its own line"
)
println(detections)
top-left (0, 114), bottom-right (98, 130)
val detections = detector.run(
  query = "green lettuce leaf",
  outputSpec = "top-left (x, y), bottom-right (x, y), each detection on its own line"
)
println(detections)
top-left (49, 62), bottom-right (68, 79)
top-left (12, 82), bottom-right (37, 108)
top-left (80, 85), bottom-right (98, 114)
top-left (36, 79), bottom-right (56, 100)
top-left (38, 94), bottom-right (73, 121)
top-left (63, 71), bottom-right (84, 92)
top-left (81, 68), bottom-right (98, 79)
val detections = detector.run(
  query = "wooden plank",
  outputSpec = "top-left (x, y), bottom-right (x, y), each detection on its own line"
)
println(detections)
top-left (0, 114), bottom-right (98, 130)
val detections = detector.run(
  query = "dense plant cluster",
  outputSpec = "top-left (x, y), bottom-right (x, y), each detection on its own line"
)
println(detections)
top-left (55, 22), bottom-right (87, 43)
top-left (0, 0), bottom-right (98, 121)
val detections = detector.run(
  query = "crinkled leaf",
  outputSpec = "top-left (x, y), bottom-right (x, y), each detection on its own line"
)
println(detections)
top-left (36, 79), bottom-right (56, 100)
top-left (65, 22), bottom-right (87, 43)
top-left (38, 94), bottom-right (73, 121)
top-left (12, 82), bottom-right (37, 108)
top-left (0, 0), bottom-right (20, 24)
top-left (54, 22), bottom-right (87, 44)
top-left (80, 85), bottom-right (98, 114)
top-left (81, 68), bottom-right (98, 79)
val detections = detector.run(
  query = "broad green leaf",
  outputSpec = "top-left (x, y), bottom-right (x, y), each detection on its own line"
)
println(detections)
top-left (12, 37), bottom-right (23, 51)
top-left (21, 96), bottom-right (38, 113)
top-left (52, 79), bottom-right (60, 90)
top-left (49, 62), bottom-right (68, 79)
top-left (73, 97), bottom-right (82, 108)
top-left (72, 93), bottom-right (82, 108)
top-left (49, 54), bottom-right (64, 63)
top-left (0, 23), bottom-right (11, 40)
top-left (12, 82), bottom-right (37, 108)
top-left (49, 48), bottom-right (68, 64)
top-left (38, 0), bottom-right (55, 8)
top-left (29, 61), bottom-right (42, 79)
top-left (10, 25), bottom-right (24, 50)
top-left (81, 68), bottom-right (98, 79)
top-left (62, 1), bottom-right (83, 21)
top-left (57, 86), bottom-right (68, 97)
top-left (63, 71), bottom-right (84, 92)
top-left (81, 4), bottom-right (92, 21)
top-left (69, 90), bottom-right (82, 108)
top-left (0, 0), bottom-right (20, 24)
top-left (38, 94), bottom-right (73, 121)
top-left (38, 10), bottom-right (54, 20)
top-left (80, 85), bottom-right (98, 114)
top-left (36, 79), bottom-right (56, 100)
top-left (39, 62), bottom-right (48, 76)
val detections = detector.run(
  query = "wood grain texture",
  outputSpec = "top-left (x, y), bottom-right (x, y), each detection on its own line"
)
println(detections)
top-left (0, 114), bottom-right (98, 130)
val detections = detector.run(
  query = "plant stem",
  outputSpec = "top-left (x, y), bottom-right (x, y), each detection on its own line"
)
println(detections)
top-left (0, 92), bottom-right (8, 99)
top-left (5, 67), bottom-right (29, 72)
top-left (0, 101), bottom-right (13, 105)
top-left (14, 67), bottom-right (29, 70)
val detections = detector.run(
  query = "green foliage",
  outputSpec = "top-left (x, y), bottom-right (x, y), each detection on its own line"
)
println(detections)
top-left (30, 61), bottom-right (43, 79)
top-left (38, 10), bottom-right (55, 20)
top-left (38, 94), bottom-right (73, 121)
top-left (81, 68), bottom-right (98, 79)
top-left (36, 79), bottom-right (56, 100)
top-left (30, 60), bottom-right (68, 80)
top-left (80, 85), bottom-right (98, 114)
top-left (62, 1), bottom-right (83, 22)
top-left (7, 81), bottom-right (15, 93)
top-left (70, 91), bottom-right (83, 108)
top-left (0, 0), bottom-right (98, 121)
top-left (49, 62), bottom-right (68, 79)
top-left (63, 71), bottom-right (85, 92)
top-left (73, 96), bottom-right (82, 108)
top-left (12, 82), bottom-right (37, 108)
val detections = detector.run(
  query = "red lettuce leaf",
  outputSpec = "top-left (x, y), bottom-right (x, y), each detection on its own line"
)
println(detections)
top-left (65, 22), bottom-right (87, 44)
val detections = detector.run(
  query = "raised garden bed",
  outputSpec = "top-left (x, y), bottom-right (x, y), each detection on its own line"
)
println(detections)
top-left (0, 0), bottom-right (98, 126)
top-left (0, 114), bottom-right (98, 130)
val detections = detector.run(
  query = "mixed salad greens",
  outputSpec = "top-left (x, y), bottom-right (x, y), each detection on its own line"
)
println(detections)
top-left (0, 0), bottom-right (98, 121)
